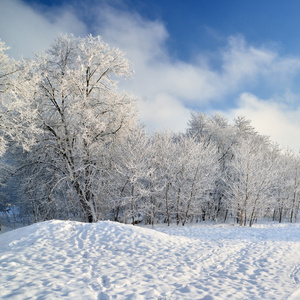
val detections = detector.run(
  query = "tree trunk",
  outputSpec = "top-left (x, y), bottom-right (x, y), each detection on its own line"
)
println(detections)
top-left (165, 182), bottom-right (170, 226)
top-left (279, 205), bottom-right (283, 223)
top-left (114, 206), bottom-right (120, 222)
top-left (176, 187), bottom-right (181, 225)
top-left (224, 209), bottom-right (228, 223)
top-left (131, 182), bottom-right (135, 225)
top-left (73, 181), bottom-right (94, 223)
top-left (290, 190), bottom-right (297, 223)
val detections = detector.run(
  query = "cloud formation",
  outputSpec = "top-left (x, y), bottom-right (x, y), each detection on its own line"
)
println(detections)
top-left (1, 0), bottom-right (300, 149)
top-left (225, 93), bottom-right (300, 152)
top-left (91, 6), bottom-right (300, 146)
top-left (0, 0), bottom-right (87, 58)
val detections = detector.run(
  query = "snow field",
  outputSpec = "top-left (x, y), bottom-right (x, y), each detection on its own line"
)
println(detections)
top-left (1, 221), bottom-right (300, 299)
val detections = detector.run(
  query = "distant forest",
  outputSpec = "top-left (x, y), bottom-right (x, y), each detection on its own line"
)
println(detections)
top-left (1, 34), bottom-right (299, 229)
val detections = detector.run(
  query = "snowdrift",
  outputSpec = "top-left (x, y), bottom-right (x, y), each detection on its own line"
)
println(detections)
top-left (1, 220), bottom-right (300, 299)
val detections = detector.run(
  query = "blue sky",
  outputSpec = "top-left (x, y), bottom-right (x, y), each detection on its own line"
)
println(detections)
top-left (1, 0), bottom-right (300, 151)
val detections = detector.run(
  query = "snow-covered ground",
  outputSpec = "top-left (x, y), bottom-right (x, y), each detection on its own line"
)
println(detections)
top-left (1, 221), bottom-right (300, 299)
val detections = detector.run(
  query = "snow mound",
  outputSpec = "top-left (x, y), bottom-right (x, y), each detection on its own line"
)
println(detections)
top-left (1, 220), bottom-right (300, 299)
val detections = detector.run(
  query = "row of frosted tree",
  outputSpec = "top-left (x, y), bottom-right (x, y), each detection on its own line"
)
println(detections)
top-left (1, 34), bottom-right (300, 228)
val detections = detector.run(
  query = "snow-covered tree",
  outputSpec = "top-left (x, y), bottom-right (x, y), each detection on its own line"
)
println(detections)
top-left (187, 113), bottom-right (237, 221)
top-left (144, 132), bottom-right (188, 226)
top-left (0, 39), bottom-right (12, 95)
top-left (14, 34), bottom-right (138, 223)
top-left (110, 126), bottom-right (151, 224)
top-left (288, 155), bottom-right (300, 223)
top-left (0, 40), bottom-right (40, 156)
top-left (271, 151), bottom-right (300, 223)
top-left (226, 135), bottom-right (279, 226)
top-left (158, 135), bottom-right (219, 225)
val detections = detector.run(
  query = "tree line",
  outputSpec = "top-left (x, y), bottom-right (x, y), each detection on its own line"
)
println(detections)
top-left (1, 34), bottom-right (299, 228)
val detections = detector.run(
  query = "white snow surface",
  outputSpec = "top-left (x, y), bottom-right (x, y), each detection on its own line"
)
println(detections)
top-left (1, 221), bottom-right (300, 299)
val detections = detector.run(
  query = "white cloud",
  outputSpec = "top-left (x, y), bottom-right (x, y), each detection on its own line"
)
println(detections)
top-left (224, 93), bottom-right (300, 152)
top-left (0, 0), bottom-right (87, 59)
top-left (91, 7), bottom-right (300, 142)
top-left (94, 6), bottom-right (169, 65)
top-left (220, 37), bottom-right (300, 94)
top-left (93, 9), bottom-right (300, 105)
top-left (139, 94), bottom-right (191, 132)
top-left (1, 0), bottom-right (300, 150)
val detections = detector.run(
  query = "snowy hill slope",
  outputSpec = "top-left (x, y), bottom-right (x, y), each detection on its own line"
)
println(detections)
top-left (1, 221), bottom-right (300, 299)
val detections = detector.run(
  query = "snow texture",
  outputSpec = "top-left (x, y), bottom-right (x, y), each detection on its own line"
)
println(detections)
top-left (1, 220), bottom-right (300, 299)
